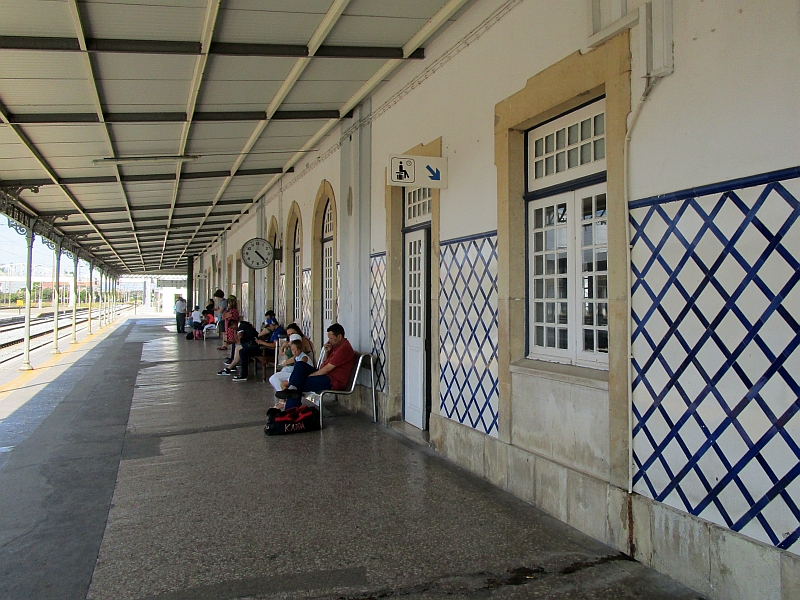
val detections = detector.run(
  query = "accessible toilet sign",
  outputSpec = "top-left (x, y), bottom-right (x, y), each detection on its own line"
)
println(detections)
top-left (388, 155), bottom-right (448, 189)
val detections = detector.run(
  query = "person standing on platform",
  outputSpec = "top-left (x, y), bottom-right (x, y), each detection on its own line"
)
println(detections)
top-left (214, 289), bottom-right (229, 349)
top-left (174, 296), bottom-right (187, 333)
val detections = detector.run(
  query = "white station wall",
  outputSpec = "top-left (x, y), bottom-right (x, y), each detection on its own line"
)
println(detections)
top-left (370, 0), bottom-right (588, 248)
top-left (628, 0), bottom-right (800, 200)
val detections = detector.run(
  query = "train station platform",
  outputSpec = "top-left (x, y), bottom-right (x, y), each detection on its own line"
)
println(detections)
top-left (0, 316), bottom-right (701, 600)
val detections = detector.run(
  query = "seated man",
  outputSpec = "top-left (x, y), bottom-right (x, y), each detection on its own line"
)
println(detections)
top-left (275, 323), bottom-right (355, 409)
top-left (235, 320), bottom-right (285, 381)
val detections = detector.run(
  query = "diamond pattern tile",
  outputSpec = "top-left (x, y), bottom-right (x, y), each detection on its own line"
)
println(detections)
top-left (370, 253), bottom-right (387, 392)
top-left (336, 262), bottom-right (340, 323)
top-left (630, 174), bottom-right (800, 554)
top-left (275, 270), bottom-right (285, 326)
top-left (302, 268), bottom-right (312, 339)
top-left (439, 232), bottom-right (499, 436)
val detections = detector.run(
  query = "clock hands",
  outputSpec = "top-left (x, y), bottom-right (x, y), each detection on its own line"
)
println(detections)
top-left (255, 250), bottom-right (268, 262)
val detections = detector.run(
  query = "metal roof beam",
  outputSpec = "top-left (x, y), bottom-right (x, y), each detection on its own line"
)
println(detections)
top-left (0, 36), bottom-right (424, 59)
top-left (2, 167), bottom-right (289, 188)
top-left (0, 100), bottom-right (131, 271)
top-left (7, 109), bottom-right (349, 124)
top-left (175, 0), bottom-right (353, 265)
top-left (240, 0), bottom-right (474, 265)
top-left (67, 0), bottom-right (145, 270)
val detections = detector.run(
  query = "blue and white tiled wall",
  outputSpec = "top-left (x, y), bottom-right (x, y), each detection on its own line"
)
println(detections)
top-left (630, 168), bottom-right (800, 554)
top-left (370, 253), bottom-right (387, 392)
top-left (275, 271), bottom-right (285, 326)
top-left (302, 268), bottom-right (312, 340)
top-left (439, 231), bottom-right (499, 437)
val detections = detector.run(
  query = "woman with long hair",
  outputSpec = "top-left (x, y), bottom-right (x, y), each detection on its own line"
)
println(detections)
top-left (221, 295), bottom-right (239, 358)
top-left (268, 322), bottom-right (314, 391)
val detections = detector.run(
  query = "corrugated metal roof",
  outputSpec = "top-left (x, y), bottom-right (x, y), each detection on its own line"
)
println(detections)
top-left (0, 0), bottom-right (472, 273)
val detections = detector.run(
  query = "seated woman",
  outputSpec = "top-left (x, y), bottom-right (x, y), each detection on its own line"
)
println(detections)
top-left (268, 323), bottom-right (314, 391)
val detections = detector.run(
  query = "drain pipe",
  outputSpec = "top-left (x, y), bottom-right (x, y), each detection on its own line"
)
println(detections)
top-left (625, 75), bottom-right (662, 494)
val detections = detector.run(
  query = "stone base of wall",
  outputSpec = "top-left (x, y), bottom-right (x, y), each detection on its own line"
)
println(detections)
top-left (429, 413), bottom-right (800, 600)
top-left (334, 385), bottom-right (396, 425)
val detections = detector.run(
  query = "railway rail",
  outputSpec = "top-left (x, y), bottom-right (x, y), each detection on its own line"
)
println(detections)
top-left (0, 304), bottom-right (133, 364)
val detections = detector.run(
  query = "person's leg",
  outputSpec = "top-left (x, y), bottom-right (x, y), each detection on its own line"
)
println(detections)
top-left (285, 362), bottom-right (332, 392)
top-left (238, 346), bottom-right (253, 377)
top-left (176, 313), bottom-right (182, 333)
top-left (286, 360), bottom-right (315, 390)
top-left (301, 374), bottom-right (332, 393)
top-left (268, 370), bottom-right (290, 391)
top-left (228, 343), bottom-right (236, 364)
top-left (228, 345), bottom-right (241, 368)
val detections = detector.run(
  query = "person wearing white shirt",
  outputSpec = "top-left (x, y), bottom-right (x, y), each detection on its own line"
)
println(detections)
top-left (174, 297), bottom-right (187, 333)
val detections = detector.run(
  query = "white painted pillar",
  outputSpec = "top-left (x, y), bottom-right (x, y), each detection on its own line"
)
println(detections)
top-left (70, 253), bottom-right (78, 344)
top-left (52, 242), bottom-right (61, 354)
top-left (87, 262), bottom-right (93, 334)
top-left (99, 271), bottom-right (105, 326)
top-left (20, 228), bottom-right (35, 371)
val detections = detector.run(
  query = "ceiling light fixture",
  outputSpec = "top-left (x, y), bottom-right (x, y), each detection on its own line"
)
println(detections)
top-left (92, 155), bottom-right (200, 166)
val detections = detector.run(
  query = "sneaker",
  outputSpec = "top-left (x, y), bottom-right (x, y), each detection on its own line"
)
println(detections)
top-left (232, 374), bottom-right (248, 382)
top-left (275, 388), bottom-right (301, 399)
top-left (217, 368), bottom-right (233, 376)
top-left (223, 362), bottom-right (232, 368)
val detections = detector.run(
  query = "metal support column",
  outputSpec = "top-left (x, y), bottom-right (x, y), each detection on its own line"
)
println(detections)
top-left (99, 271), bottom-right (105, 327)
top-left (187, 255), bottom-right (194, 309)
top-left (70, 253), bottom-right (78, 344)
top-left (87, 262), bottom-right (93, 334)
top-left (52, 241), bottom-right (61, 354)
top-left (20, 227), bottom-right (35, 371)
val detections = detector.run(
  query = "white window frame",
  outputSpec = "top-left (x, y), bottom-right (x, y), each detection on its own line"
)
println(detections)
top-left (293, 221), bottom-right (302, 322)
top-left (526, 98), bottom-right (606, 193)
top-left (527, 183), bottom-right (609, 368)
top-left (405, 187), bottom-right (432, 227)
top-left (321, 201), bottom-right (334, 327)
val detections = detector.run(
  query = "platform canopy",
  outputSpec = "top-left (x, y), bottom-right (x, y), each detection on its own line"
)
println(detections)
top-left (0, 0), bottom-right (471, 274)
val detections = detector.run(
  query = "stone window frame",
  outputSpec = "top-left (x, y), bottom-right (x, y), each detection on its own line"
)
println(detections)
top-left (494, 33), bottom-right (631, 487)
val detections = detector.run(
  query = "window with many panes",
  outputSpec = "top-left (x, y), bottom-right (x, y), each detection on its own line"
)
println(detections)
top-left (526, 98), bottom-right (608, 368)
top-left (321, 201), bottom-right (334, 328)
top-left (528, 185), bottom-right (608, 366)
top-left (526, 99), bottom-right (606, 193)
top-left (293, 220), bottom-right (302, 322)
top-left (405, 187), bottom-right (432, 227)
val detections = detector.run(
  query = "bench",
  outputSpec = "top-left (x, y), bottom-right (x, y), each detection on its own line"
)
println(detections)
top-left (302, 350), bottom-right (377, 429)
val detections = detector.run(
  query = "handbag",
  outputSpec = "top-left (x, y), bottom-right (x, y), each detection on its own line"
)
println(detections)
top-left (264, 405), bottom-right (321, 436)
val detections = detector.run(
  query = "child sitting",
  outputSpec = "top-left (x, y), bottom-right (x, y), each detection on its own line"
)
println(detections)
top-left (271, 338), bottom-right (309, 410)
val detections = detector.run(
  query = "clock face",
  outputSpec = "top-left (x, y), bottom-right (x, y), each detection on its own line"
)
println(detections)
top-left (241, 238), bottom-right (274, 270)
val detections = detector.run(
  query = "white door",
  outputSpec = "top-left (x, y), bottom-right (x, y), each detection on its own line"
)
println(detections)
top-left (404, 228), bottom-right (427, 430)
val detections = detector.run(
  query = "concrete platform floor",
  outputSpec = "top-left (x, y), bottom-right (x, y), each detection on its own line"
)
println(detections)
top-left (0, 317), bottom-right (705, 600)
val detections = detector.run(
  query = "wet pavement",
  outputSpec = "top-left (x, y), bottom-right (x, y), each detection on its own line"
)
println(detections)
top-left (0, 317), bottom-right (703, 599)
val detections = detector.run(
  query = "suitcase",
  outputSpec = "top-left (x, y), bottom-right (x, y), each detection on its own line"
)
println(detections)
top-left (264, 405), bottom-right (321, 435)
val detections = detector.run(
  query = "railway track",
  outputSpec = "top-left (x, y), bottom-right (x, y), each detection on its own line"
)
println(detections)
top-left (0, 305), bottom-right (133, 364)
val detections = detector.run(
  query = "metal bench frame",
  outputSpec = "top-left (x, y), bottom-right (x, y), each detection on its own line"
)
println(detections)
top-left (303, 351), bottom-right (377, 428)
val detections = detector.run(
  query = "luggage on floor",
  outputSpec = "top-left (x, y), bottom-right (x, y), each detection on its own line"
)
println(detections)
top-left (186, 331), bottom-right (194, 340)
top-left (264, 405), bottom-right (321, 436)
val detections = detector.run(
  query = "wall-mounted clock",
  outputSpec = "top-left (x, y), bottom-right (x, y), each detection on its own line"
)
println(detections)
top-left (241, 237), bottom-right (274, 270)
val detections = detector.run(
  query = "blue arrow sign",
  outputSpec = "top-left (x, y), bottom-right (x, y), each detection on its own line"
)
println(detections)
top-left (426, 165), bottom-right (441, 180)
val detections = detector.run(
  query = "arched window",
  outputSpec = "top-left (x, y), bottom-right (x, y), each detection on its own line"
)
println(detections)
top-left (293, 220), bottom-right (302, 322)
top-left (321, 200), bottom-right (334, 332)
